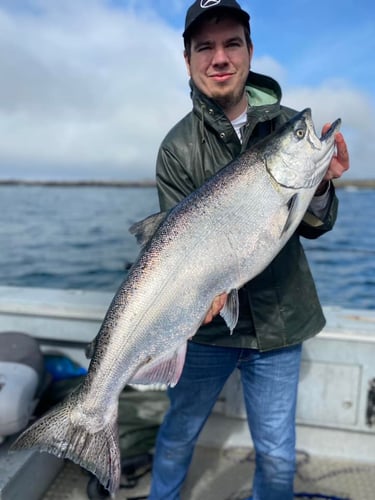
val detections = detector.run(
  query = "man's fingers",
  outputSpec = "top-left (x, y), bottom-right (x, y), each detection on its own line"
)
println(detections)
top-left (203, 293), bottom-right (228, 325)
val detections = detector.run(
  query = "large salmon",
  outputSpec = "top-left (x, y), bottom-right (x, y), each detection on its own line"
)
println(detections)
top-left (12, 108), bottom-right (341, 494)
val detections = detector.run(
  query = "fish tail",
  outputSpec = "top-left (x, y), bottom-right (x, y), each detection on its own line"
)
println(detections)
top-left (10, 391), bottom-right (121, 496)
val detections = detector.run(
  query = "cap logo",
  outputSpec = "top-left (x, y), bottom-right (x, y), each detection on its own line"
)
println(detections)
top-left (200, 0), bottom-right (221, 8)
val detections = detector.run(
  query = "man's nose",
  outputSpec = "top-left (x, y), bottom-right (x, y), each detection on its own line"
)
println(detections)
top-left (211, 47), bottom-right (230, 66)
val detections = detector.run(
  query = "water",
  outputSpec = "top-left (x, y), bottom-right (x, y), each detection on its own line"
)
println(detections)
top-left (1, 185), bottom-right (159, 291)
top-left (302, 188), bottom-right (375, 310)
top-left (1, 185), bottom-right (374, 310)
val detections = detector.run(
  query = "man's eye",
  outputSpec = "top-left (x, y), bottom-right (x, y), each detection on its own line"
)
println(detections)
top-left (197, 45), bottom-right (211, 52)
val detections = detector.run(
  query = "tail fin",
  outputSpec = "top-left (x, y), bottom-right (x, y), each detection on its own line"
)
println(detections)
top-left (10, 391), bottom-right (121, 496)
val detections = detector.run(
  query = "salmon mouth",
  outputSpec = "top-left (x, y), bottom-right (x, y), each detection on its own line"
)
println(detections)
top-left (321, 118), bottom-right (341, 142)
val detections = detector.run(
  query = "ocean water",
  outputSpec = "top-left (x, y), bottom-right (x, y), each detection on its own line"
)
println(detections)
top-left (1, 185), bottom-right (374, 310)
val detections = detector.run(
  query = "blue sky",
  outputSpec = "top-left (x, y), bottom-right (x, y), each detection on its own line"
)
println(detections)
top-left (0, 0), bottom-right (374, 180)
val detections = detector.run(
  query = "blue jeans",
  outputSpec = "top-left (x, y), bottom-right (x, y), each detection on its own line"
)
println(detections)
top-left (148, 341), bottom-right (302, 500)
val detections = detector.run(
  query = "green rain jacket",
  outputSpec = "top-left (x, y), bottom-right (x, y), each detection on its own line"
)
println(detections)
top-left (156, 71), bottom-right (338, 352)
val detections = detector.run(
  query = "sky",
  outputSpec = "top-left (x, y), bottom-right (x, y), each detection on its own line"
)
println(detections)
top-left (0, 0), bottom-right (374, 181)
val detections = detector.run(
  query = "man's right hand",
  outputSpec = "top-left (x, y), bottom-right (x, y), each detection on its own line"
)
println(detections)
top-left (202, 293), bottom-right (228, 325)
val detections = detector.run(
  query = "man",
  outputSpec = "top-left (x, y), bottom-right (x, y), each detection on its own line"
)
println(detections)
top-left (148, 1), bottom-right (349, 499)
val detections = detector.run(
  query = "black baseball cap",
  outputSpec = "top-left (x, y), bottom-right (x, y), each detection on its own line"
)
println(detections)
top-left (183, 0), bottom-right (250, 40)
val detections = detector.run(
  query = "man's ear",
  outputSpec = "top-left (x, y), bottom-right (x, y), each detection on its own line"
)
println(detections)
top-left (248, 43), bottom-right (254, 68)
top-left (184, 50), bottom-right (191, 77)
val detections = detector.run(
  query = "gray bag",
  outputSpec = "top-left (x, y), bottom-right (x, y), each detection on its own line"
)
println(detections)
top-left (0, 331), bottom-right (44, 440)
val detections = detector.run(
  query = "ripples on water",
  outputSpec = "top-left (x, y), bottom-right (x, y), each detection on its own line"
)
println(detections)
top-left (303, 188), bottom-right (375, 310)
top-left (1, 186), bottom-right (159, 292)
top-left (0, 185), bottom-right (374, 310)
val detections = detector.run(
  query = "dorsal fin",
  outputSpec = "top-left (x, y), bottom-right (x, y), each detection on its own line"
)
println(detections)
top-left (129, 211), bottom-right (168, 247)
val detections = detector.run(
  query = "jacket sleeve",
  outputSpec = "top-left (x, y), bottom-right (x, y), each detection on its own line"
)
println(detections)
top-left (298, 182), bottom-right (339, 239)
top-left (156, 145), bottom-right (196, 211)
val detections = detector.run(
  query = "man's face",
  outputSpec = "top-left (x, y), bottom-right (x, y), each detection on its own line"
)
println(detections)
top-left (185, 16), bottom-right (252, 116)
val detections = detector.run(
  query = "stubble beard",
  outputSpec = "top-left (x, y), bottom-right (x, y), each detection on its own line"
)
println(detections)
top-left (211, 85), bottom-right (246, 115)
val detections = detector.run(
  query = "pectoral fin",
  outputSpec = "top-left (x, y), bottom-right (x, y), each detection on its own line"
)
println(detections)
top-left (281, 193), bottom-right (298, 236)
top-left (220, 289), bottom-right (239, 334)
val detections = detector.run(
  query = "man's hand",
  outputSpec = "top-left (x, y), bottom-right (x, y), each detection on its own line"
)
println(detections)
top-left (202, 293), bottom-right (228, 325)
top-left (315, 126), bottom-right (350, 195)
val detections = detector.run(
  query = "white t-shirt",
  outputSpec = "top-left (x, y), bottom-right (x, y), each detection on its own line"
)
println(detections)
top-left (231, 109), bottom-right (248, 142)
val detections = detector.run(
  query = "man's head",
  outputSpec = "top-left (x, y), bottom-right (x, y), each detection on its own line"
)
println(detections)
top-left (183, 0), bottom-right (251, 52)
top-left (183, 0), bottom-right (253, 120)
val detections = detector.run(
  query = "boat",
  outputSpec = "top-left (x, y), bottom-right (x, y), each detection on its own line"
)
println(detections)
top-left (0, 285), bottom-right (374, 499)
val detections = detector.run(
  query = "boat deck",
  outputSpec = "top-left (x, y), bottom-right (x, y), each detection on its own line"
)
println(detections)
top-left (1, 287), bottom-right (375, 499)
top-left (43, 445), bottom-right (375, 500)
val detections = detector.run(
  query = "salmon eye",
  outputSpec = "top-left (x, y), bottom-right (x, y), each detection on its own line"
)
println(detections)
top-left (296, 128), bottom-right (305, 139)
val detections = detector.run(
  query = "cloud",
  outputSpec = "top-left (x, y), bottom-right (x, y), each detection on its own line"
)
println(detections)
top-left (0, 0), bottom-right (373, 180)
top-left (252, 56), bottom-right (287, 85)
top-left (0, 0), bottom-right (190, 180)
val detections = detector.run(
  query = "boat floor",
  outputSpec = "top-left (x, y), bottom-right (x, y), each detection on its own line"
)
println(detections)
top-left (43, 445), bottom-right (375, 500)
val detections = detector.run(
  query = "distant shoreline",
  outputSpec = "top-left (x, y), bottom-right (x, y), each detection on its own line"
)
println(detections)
top-left (333, 179), bottom-right (375, 189)
top-left (0, 179), bottom-right (374, 189)
top-left (0, 179), bottom-right (157, 188)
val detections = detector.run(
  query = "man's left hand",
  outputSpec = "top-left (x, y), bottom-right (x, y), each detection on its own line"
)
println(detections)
top-left (315, 126), bottom-right (350, 195)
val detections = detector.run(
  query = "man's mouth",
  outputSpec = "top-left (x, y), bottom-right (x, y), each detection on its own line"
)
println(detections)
top-left (209, 73), bottom-right (234, 82)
